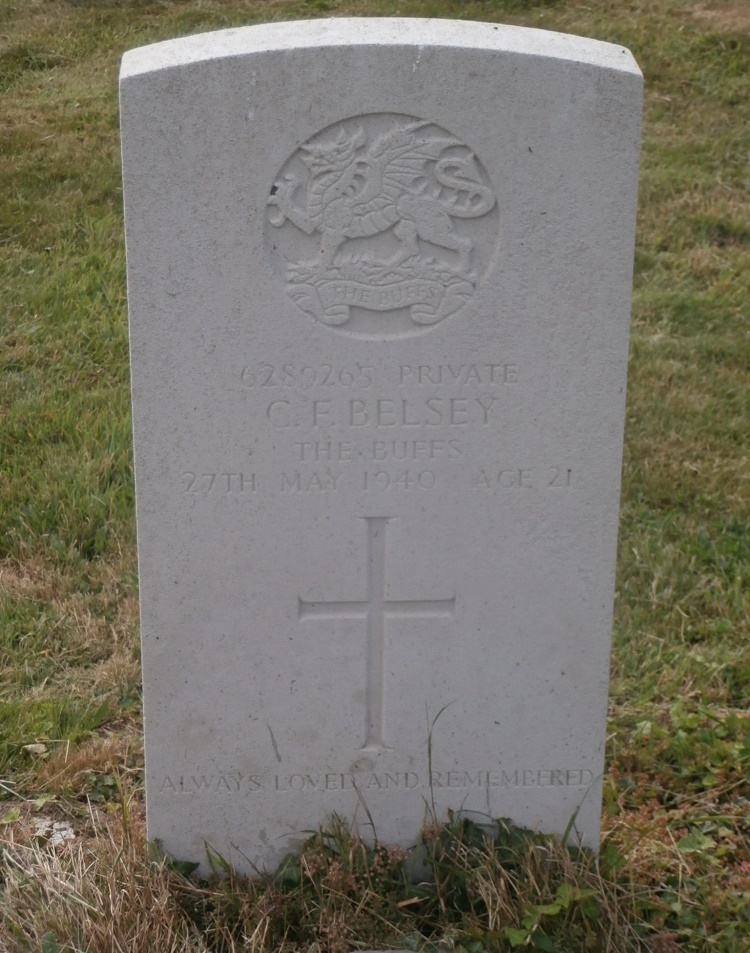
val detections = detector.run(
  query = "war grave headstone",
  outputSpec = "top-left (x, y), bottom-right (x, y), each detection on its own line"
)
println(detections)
top-left (120, 18), bottom-right (642, 873)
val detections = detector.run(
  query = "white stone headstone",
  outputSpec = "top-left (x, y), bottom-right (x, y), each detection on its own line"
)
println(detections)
top-left (120, 18), bottom-right (642, 874)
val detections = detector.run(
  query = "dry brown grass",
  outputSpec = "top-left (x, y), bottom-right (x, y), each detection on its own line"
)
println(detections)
top-left (689, 2), bottom-right (750, 33)
top-left (0, 557), bottom-right (58, 600)
top-left (0, 811), bottom-right (653, 953)
top-left (27, 732), bottom-right (143, 801)
top-left (0, 808), bottom-right (203, 953)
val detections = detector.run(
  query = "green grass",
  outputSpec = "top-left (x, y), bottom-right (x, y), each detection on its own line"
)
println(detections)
top-left (1, 0), bottom-right (749, 949)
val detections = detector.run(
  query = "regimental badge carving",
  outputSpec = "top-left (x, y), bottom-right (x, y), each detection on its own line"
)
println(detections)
top-left (266, 113), bottom-right (498, 336)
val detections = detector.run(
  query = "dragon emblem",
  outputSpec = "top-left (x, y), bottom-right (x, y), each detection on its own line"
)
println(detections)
top-left (266, 114), bottom-right (498, 333)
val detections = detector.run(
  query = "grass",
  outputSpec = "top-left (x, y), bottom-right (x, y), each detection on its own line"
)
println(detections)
top-left (2, 811), bottom-right (654, 952)
top-left (0, 0), bottom-right (748, 949)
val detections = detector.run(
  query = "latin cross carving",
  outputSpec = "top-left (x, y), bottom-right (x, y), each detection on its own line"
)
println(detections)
top-left (298, 517), bottom-right (456, 750)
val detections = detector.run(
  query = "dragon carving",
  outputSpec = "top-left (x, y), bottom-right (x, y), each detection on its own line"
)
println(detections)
top-left (268, 118), bottom-right (495, 276)
top-left (265, 115), bottom-right (497, 330)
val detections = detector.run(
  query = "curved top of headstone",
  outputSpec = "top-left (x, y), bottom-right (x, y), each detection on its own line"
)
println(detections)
top-left (120, 18), bottom-right (642, 81)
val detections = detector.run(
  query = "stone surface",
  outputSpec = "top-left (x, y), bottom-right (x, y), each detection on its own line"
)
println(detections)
top-left (120, 18), bottom-right (642, 874)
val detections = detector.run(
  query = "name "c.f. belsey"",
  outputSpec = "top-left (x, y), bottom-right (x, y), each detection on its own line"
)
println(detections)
top-left (266, 397), bottom-right (502, 429)
top-left (158, 768), bottom-right (595, 796)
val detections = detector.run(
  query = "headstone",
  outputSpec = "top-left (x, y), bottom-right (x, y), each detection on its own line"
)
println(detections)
top-left (120, 18), bottom-right (642, 874)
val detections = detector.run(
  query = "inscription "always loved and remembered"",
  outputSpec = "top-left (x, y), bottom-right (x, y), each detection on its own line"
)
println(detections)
top-left (158, 768), bottom-right (595, 795)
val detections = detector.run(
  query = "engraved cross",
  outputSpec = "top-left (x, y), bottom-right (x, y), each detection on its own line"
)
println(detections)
top-left (298, 517), bottom-right (456, 751)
